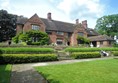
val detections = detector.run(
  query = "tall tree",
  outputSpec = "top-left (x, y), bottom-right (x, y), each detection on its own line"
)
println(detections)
top-left (0, 10), bottom-right (17, 42)
top-left (95, 14), bottom-right (118, 37)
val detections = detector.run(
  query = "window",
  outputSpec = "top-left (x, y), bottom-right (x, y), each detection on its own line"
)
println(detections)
top-left (46, 31), bottom-right (52, 35)
top-left (57, 31), bottom-right (64, 35)
top-left (56, 38), bottom-right (63, 45)
top-left (100, 41), bottom-right (103, 45)
top-left (32, 25), bottom-right (40, 30)
top-left (32, 37), bottom-right (39, 42)
top-left (67, 33), bottom-right (72, 38)
top-left (78, 32), bottom-right (84, 36)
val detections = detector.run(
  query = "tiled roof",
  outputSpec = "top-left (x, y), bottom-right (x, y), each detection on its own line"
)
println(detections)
top-left (41, 18), bottom-right (75, 32)
top-left (16, 15), bottom-right (99, 34)
top-left (88, 35), bottom-right (114, 41)
top-left (17, 16), bottom-right (28, 24)
top-left (86, 28), bottom-right (99, 36)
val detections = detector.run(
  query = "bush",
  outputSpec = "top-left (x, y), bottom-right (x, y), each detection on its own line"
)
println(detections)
top-left (71, 52), bottom-right (101, 59)
top-left (0, 54), bottom-right (58, 64)
top-left (112, 51), bottom-right (118, 56)
top-left (0, 47), bottom-right (55, 54)
top-left (65, 47), bottom-right (118, 52)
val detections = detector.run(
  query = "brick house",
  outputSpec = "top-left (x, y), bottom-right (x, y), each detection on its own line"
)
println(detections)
top-left (16, 13), bottom-right (114, 47)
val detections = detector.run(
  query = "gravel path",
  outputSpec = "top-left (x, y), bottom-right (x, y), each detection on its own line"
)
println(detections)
top-left (10, 64), bottom-right (47, 83)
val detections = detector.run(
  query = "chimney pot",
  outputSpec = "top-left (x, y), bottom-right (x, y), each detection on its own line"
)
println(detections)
top-left (76, 19), bottom-right (79, 24)
top-left (82, 20), bottom-right (88, 29)
top-left (47, 12), bottom-right (52, 20)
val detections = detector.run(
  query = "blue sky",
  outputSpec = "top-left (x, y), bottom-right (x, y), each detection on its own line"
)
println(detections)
top-left (0, 0), bottom-right (118, 28)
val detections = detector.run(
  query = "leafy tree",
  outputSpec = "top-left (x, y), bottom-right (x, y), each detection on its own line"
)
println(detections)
top-left (77, 36), bottom-right (90, 44)
top-left (12, 30), bottom-right (50, 45)
top-left (95, 14), bottom-right (118, 37)
top-left (26, 30), bottom-right (50, 45)
top-left (0, 10), bottom-right (17, 42)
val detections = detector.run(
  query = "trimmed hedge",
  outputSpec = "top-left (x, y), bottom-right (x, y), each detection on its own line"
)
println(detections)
top-left (0, 54), bottom-right (58, 64)
top-left (112, 51), bottom-right (118, 56)
top-left (0, 47), bottom-right (55, 54)
top-left (65, 47), bottom-right (118, 52)
top-left (71, 52), bottom-right (101, 59)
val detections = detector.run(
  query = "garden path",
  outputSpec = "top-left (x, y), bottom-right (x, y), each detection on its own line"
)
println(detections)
top-left (10, 57), bottom-right (117, 83)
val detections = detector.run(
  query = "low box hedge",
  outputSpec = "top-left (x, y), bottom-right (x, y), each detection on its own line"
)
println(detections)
top-left (65, 47), bottom-right (118, 52)
top-left (71, 52), bottom-right (101, 59)
top-left (0, 54), bottom-right (58, 64)
top-left (112, 51), bottom-right (118, 56)
top-left (0, 47), bottom-right (55, 54)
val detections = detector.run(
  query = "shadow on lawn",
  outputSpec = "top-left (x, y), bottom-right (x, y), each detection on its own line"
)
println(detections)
top-left (40, 73), bottom-right (61, 83)
top-left (0, 65), bottom-right (11, 83)
top-left (0, 50), bottom-right (4, 64)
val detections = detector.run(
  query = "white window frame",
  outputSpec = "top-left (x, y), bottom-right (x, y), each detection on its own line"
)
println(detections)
top-left (78, 32), bottom-right (84, 36)
top-left (57, 31), bottom-right (64, 35)
top-left (56, 38), bottom-right (63, 45)
top-left (32, 25), bottom-right (40, 30)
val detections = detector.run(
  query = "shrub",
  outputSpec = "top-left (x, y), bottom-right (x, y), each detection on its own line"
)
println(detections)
top-left (0, 54), bottom-right (58, 64)
top-left (0, 47), bottom-right (55, 54)
top-left (77, 36), bottom-right (90, 44)
top-left (112, 51), bottom-right (118, 56)
top-left (71, 52), bottom-right (101, 59)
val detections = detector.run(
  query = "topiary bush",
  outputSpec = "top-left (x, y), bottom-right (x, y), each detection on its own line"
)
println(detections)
top-left (71, 52), bottom-right (101, 59)
top-left (0, 54), bottom-right (58, 64)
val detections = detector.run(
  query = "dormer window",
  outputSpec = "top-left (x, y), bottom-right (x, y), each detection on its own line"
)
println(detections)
top-left (32, 25), bottom-right (40, 30)
top-left (57, 31), bottom-right (64, 35)
top-left (78, 32), bottom-right (84, 36)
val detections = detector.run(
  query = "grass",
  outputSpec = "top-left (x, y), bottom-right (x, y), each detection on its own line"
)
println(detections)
top-left (0, 64), bottom-right (12, 83)
top-left (35, 59), bottom-right (118, 83)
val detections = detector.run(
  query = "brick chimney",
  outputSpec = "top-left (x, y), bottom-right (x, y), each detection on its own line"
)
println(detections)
top-left (47, 12), bottom-right (52, 20)
top-left (76, 19), bottom-right (79, 24)
top-left (82, 20), bottom-right (88, 29)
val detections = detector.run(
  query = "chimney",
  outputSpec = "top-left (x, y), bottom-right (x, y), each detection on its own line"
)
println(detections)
top-left (76, 19), bottom-right (79, 24)
top-left (47, 12), bottom-right (52, 20)
top-left (82, 20), bottom-right (88, 29)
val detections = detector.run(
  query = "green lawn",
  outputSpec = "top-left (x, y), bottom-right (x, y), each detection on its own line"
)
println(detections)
top-left (0, 64), bottom-right (12, 83)
top-left (35, 59), bottom-right (118, 83)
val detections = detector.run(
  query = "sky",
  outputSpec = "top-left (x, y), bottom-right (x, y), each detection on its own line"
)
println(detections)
top-left (0, 0), bottom-right (118, 29)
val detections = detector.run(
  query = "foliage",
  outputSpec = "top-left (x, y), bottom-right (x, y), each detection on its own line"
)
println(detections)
top-left (19, 33), bottom-right (28, 42)
top-left (112, 51), bottom-right (118, 56)
top-left (12, 30), bottom-right (50, 45)
top-left (0, 10), bottom-right (17, 42)
top-left (0, 47), bottom-right (55, 54)
top-left (113, 43), bottom-right (118, 47)
top-left (26, 30), bottom-right (50, 45)
top-left (0, 54), bottom-right (58, 64)
top-left (12, 35), bottom-right (19, 43)
top-left (95, 14), bottom-right (118, 37)
top-left (77, 36), bottom-right (90, 44)
top-left (71, 52), bottom-right (101, 59)
top-left (35, 59), bottom-right (118, 83)
top-left (0, 64), bottom-right (11, 83)
top-left (64, 47), bottom-right (118, 52)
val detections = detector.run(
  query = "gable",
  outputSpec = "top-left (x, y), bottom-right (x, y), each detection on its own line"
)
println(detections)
top-left (27, 14), bottom-right (45, 26)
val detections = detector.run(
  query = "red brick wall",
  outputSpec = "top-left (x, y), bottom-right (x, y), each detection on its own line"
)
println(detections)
top-left (16, 25), bottom-right (23, 34)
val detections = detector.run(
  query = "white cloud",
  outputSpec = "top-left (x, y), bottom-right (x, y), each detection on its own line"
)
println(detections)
top-left (0, 0), bottom-right (105, 28)
top-left (57, 0), bottom-right (105, 28)
top-left (0, 0), bottom-right (10, 9)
